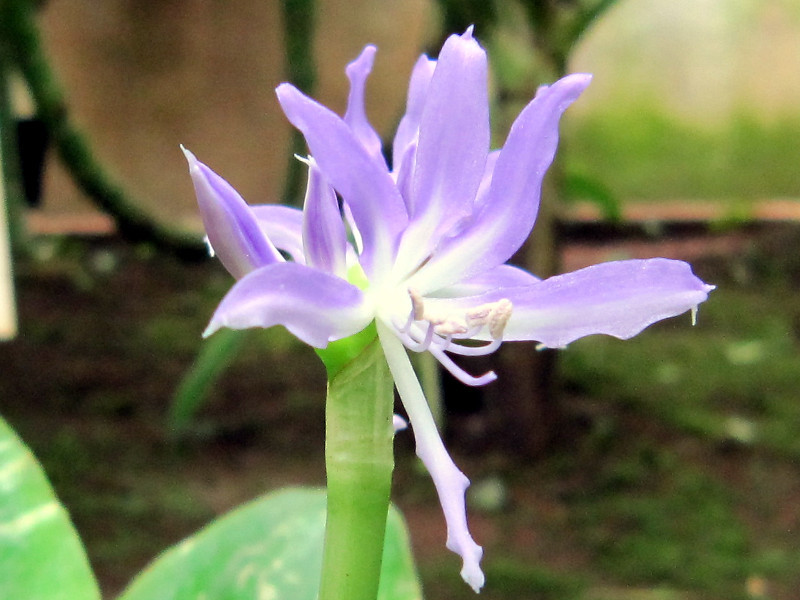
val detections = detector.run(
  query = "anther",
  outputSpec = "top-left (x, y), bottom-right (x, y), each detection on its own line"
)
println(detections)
top-left (434, 318), bottom-right (469, 336)
top-left (408, 288), bottom-right (425, 321)
top-left (488, 299), bottom-right (512, 339)
top-left (465, 299), bottom-right (513, 339)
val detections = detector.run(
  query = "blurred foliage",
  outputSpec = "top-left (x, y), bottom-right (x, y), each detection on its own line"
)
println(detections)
top-left (566, 106), bottom-right (800, 202)
top-left (562, 171), bottom-right (622, 222)
top-left (6, 233), bottom-right (800, 598)
top-left (119, 489), bottom-right (421, 600)
top-left (0, 38), bottom-right (26, 254)
top-left (434, 0), bottom-right (619, 75)
top-left (0, 415), bottom-right (101, 600)
top-left (562, 285), bottom-right (800, 457)
top-left (574, 449), bottom-right (750, 592)
top-left (169, 329), bottom-right (250, 435)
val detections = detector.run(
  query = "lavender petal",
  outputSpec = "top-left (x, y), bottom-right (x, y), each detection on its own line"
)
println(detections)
top-left (392, 54), bottom-right (436, 174)
top-left (276, 84), bottom-right (408, 278)
top-left (407, 74), bottom-right (591, 293)
top-left (344, 45), bottom-right (384, 163)
top-left (301, 159), bottom-right (347, 277)
top-left (430, 264), bottom-right (540, 298)
top-left (250, 204), bottom-right (305, 264)
top-left (425, 259), bottom-right (713, 348)
top-left (183, 148), bottom-right (283, 279)
top-left (204, 262), bottom-right (372, 347)
top-left (396, 29), bottom-right (490, 274)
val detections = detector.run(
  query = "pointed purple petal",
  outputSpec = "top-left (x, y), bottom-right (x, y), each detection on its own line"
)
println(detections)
top-left (275, 84), bottom-right (408, 277)
top-left (301, 159), bottom-right (347, 276)
top-left (344, 45), bottom-right (384, 163)
top-left (503, 259), bottom-right (714, 347)
top-left (377, 323), bottom-right (484, 592)
top-left (183, 148), bottom-right (283, 279)
top-left (424, 259), bottom-right (713, 348)
top-left (204, 262), bottom-right (372, 347)
top-left (392, 54), bottom-right (436, 173)
top-left (396, 29), bottom-right (490, 273)
top-left (478, 74), bottom-right (591, 260)
top-left (250, 205), bottom-right (305, 264)
top-left (407, 74), bottom-right (591, 293)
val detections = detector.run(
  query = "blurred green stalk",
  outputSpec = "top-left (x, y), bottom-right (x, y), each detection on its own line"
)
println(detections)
top-left (168, 329), bottom-right (249, 434)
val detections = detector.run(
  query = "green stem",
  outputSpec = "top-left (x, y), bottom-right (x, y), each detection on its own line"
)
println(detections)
top-left (279, 0), bottom-right (317, 206)
top-left (319, 334), bottom-right (395, 600)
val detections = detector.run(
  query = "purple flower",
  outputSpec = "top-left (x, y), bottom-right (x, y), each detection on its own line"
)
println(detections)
top-left (184, 28), bottom-right (713, 592)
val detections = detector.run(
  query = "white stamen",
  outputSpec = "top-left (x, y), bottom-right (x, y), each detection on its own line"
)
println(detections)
top-left (465, 304), bottom-right (492, 327)
top-left (405, 322), bottom-right (436, 352)
top-left (408, 290), bottom-right (513, 341)
top-left (465, 298), bottom-right (513, 339)
top-left (408, 287), bottom-right (425, 320)
top-left (429, 346), bottom-right (497, 386)
top-left (394, 312), bottom-right (414, 335)
top-left (444, 338), bottom-right (502, 357)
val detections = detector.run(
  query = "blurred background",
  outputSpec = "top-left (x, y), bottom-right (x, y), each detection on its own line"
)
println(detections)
top-left (2, 0), bottom-right (800, 599)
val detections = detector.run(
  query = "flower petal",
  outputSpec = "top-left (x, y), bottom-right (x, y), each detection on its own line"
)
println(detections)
top-left (407, 74), bottom-right (591, 293)
top-left (344, 45), bottom-right (384, 163)
top-left (377, 322), bottom-right (485, 593)
top-left (204, 262), bottom-right (372, 347)
top-left (392, 54), bottom-right (436, 173)
top-left (183, 147), bottom-right (283, 279)
top-left (301, 159), bottom-right (347, 277)
top-left (276, 84), bottom-right (408, 278)
top-left (430, 264), bottom-right (540, 298)
top-left (424, 259), bottom-right (713, 348)
top-left (250, 205), bottom-right (305, 263)
top-left (395, 28), bottom-right (490, 275)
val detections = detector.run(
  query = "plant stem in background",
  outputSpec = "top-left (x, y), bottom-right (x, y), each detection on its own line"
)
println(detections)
top-left (319, 335), bottom-right (395, 600)
top-left (0, 0), bottom-right (205, 258)
top-left (280, 0), bottom-right (317, 206)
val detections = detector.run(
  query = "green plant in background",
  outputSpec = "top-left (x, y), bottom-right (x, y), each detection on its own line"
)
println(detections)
top-left (0, 417), bottom-right (101, 600)
top-left (0, 413), bottom-right (420, 600)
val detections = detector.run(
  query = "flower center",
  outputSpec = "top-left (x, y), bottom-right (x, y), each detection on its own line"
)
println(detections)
top-left (407, 288), bottom-right (512, 339)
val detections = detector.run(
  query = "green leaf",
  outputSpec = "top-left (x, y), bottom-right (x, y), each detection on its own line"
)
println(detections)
top-left (118, 488), bottom-right (422, 600)
top-left (0, 415), bottom-right (101, 600)
top-left (563, 171), bottom-right (623, 223)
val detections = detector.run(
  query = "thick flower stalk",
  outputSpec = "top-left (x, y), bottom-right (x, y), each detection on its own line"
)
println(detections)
top-left (184, 28), bottom-right (713, 593)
